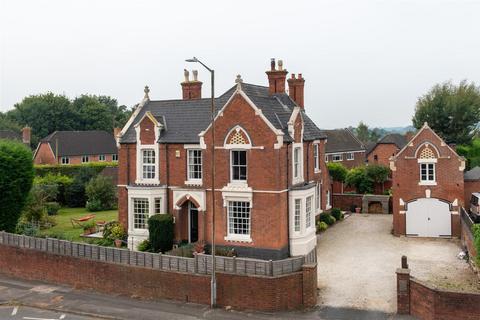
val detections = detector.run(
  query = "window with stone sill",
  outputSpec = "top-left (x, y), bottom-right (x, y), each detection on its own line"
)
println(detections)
top-left (313, 144), bottom-right (320, 171)
top-left (133, 198), bottom-right (149, 229)
top-left (142, 149), bottom-right (156, 180)
top-left (187, 149), bottom-right (202, 181)
top-left (227, 201), bottom-right (251, 237)
top-left (420, 163), bottom-right (435, 182)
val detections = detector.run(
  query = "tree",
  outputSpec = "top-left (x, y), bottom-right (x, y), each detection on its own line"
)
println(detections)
top-left (457, 138), bottom-right (480, 170)
top-left (85, 175), bottom-right (117, 211)
top-left (355, 121), bottom-right (370, 143)
top-left (365, 164), bottom-right (390, 193)
top-left (6, 93), bottom-right (77, 146)
top-left (0, 112), bottom-right (21, 131)
top-left (327, 162), bottom-right (348, 182)
top-left (0, 140), bottom-right (34, 232)
top-left (412, 80), bottom-right (480, 145)
top-left (345, 167), bottom-right (373, 194)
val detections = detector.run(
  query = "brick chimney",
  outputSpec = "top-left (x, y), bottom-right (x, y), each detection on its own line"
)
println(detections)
top-left (287, 73), bottom-right (305, 108)
top-left (181, 69), bottom-right (202, 100)
top-left (21, 126), bottom-right (31, 145)
top-left (266, 58), bottom-right (288, 95)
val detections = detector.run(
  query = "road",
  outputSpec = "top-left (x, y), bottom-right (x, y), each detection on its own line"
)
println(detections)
top-left (0, 273), bottom-right (416, 320)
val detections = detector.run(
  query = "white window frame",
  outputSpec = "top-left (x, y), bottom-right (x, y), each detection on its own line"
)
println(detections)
top-left (112, 154), bottom-right (118, 162)
top-left (141, 149), bottom-right (156, 180)
top-left (226, 200), bottom-right (252, 242)
top-left (230, 149), bottom-right (248, 182)
top-left (306, 196), bottom-right (313, 229)
top-left (132, 197), bottom-right (149, 230)
top-left (61, 156), bottom-right (69, 165)
top-left (187, 149), bottom-right (202, 183)
top-left (326, 189), bottom-right (331, 209)
top-left (127, 187), bottom-right (167, 238)
top-left (154, 197), bottom-right (162, 214)
top-left (332, 154), bottom-right (343, 162)
top-left (99, 154), bottom-right (106, 162)
top-left (292, 143), bottom-right (304, 184)
top-left (346, 152), bottom-right (354, 161)
top-left (418, 159), bottom-right (437, 185)
top-left (313, 143), bottom-right (320, 172)
top-left (325, 155), bottom-right (329, 163)
top-left (294, 199), bottom-right (301, 232)
top-left (315, 182), bottom-right (321, 212)
top-left (81, 155), bottom-right (89, 163)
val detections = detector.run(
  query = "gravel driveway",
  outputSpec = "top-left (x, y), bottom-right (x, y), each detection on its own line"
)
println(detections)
top-left (316, 214), bottom-right (478, 313)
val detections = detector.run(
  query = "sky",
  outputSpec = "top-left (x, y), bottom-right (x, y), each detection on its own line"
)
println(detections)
top-left (1, 0), bottom-right (479, 129)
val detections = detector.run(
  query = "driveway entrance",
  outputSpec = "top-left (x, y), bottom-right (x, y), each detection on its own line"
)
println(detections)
top-left (316, 214), bottom-right (475, 313)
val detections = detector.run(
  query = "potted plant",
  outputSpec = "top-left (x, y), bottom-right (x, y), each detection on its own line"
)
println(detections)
top-left (355, 207), bottom-right (362, 214)
top-left (110, 224), bottom-right (126, 248)
top-left (82, 220), bottom-right (97, 235)
top-left (194, 241), bottom-right (206, 254)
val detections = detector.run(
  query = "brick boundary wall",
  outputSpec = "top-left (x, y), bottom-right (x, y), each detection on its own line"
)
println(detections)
top-left (0, 245), bottom-right (317, 311)
top-left (397, 258), bottom-right (480, 320)
top-left (332, 193), bottom-right (363, 212)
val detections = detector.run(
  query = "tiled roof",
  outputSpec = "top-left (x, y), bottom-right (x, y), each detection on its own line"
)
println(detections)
top-left (464, 166), bottom-right (480, 181)
top-left (378, 133), bottom-right (408, 149)
top-left (0, 130), bottom-right (21, 141)
top-left (321, 129), bottom-right (365, 153)
top-left (119, 83), bottom-right (326, 144)
top-left (41, 131), bottom-right (117, 157)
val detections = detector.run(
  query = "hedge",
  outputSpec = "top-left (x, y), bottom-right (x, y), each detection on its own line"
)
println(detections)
top-left (35, 162), bottom-right (118, 177)
top-left (0, 140), bottom-right (35, 232)
top-left (148, 214), bottom-right (174, 253)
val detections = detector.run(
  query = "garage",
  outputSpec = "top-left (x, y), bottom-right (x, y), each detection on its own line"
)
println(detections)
top-left (406, 198), bottom-right (451, 237)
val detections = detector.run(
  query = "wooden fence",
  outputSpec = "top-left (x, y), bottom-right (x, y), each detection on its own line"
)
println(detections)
top-left (0, 232), bottom-right (316, 277)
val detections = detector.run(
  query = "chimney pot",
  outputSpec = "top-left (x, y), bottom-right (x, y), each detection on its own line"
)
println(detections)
top-left (270, 58), bottom-right (276, 71)
top-left (278, 59), bottom-right (283, 71)
top-left (183, 69), bottom-right (190, 82)
top-left (298, 73), bottom-right (303, 79)
top-left (192, 70), bottom-right (198, 81)
top-left (291, 73), bottom-right (296, 79)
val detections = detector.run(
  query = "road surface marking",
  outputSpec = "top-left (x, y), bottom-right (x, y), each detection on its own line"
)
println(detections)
top-left (11, 306), bottom-right (18, 315)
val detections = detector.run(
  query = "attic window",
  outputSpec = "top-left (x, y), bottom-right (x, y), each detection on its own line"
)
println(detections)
top-left (419, 146), bottom-right (436, 159)
top-left (230, 131), bottom-right (247, 145)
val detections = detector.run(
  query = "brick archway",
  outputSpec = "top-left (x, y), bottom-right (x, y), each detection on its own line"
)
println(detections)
top-left (175, 194), bottom-right (202, 212)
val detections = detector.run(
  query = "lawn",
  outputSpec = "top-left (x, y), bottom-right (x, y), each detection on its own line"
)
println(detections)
top-left (40, 207), bottom-right (118, 242)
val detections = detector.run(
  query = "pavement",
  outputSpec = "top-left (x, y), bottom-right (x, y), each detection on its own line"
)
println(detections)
top-left (316, 213), bottom-right (477, 313)
top-left (0, 273), bottom-right (415, 320)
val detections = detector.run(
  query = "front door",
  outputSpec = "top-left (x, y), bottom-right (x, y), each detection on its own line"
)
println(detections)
top-left (188, 202), bottom-right (198, 243)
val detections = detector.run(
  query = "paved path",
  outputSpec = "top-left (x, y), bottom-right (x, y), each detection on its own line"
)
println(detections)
top-left (316, 214), bottom-right (475, 313)
top-left (0, 273), bottom-right (415, 320)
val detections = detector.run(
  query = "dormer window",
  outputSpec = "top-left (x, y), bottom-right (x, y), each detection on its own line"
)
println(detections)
top-left (142, 149), bottom-right (156, 179)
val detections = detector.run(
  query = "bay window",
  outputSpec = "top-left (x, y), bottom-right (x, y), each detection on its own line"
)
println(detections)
top-left (306, 196), bottom-right (313, 228)
top-left (294, 199), bottom-right (301, 232)
top-left (133, 198), bottom-right (149, 229)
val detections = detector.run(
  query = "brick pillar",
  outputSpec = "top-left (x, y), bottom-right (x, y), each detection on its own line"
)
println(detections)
top-left (302, 263), bottom-right (317, 308)
top-left (396, 263), bottom-right (411, 314)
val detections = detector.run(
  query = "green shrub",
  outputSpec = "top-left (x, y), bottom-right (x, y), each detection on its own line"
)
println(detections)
top-left (148, 214), bottom-right (174, 253)
top-left (21, 185), bottom-right (55, 226)
top-left (34, 173), bottom-right (73, 205)
top-left (327, 162), bottom-right (348, 182)
top-left (64, 166), bottom-right (100, 208)
top-left (317, 221), bottom-right (328, 232)
top-left (0, 140), bottom-right (34, 232)
top-left (331, 208), bottom-right (344, 221)
top-left (85, 175), bottom-right (117, 211)
top-left (137, 239), bottom-right (151, 252)
top-left (35, 162), bottom-right (117, 177)
top-left (109, 224), bottom-right (126, 240)
top-left (103, 221), bottom-right (121, 241)
top-left (473, 224), bottom-right (480, 266)
top-left (82, 220), bottom-right (96, 232)
top-left (45, 202), bottom-right (61, 215)
top-left (15, 222), bottom-right (40, 237)
top-left (345, 166), bottom-right (373, 194)
top-left (319, 213), bottom-right (336, 226)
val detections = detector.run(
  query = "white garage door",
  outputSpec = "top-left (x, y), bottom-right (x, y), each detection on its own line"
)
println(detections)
top-left (406, 198), bottom-right (451, 237)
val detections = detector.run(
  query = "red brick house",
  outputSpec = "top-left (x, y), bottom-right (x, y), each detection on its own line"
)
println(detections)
top-left (322, 129), bottom-right (365, 169)
top-left (117, 59), bottom-right (331, 259)
top-left (391, 123), bottom-right (465, 237)
top-left (33, 130), bottom-right (119, 165)
top-left (367, 133), bottom-right (407, 167)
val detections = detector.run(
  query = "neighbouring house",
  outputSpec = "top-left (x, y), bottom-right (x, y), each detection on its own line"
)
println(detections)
top-left (366, 133), bottom-right (408, 167)
top-left (322, 129), bottom-right (365, 169)
top-left (0, 127), bottom-right (31, 146)
top-left (33, 130), bottom-right (119, 165)
top-left (391, 123), bottom-right (465, 237)
top-left (117, 59), bottom-right (331, 259)
top-left (464, 166), bottom-right (480, 206)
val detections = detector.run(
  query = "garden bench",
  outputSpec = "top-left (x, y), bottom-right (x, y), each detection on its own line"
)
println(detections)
top-left (70, 214), bottom-right (96, 228)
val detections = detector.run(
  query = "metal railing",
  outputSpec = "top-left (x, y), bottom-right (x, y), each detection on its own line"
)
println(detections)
top-left (0, 232), bottom-right (316, 277)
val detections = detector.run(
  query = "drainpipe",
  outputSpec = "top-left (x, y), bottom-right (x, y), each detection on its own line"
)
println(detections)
top-left (286, 143), bottom-right (290, 256)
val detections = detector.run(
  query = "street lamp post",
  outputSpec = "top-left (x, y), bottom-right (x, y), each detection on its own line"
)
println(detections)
top-left (185, 57), bottom-right (216, 307)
